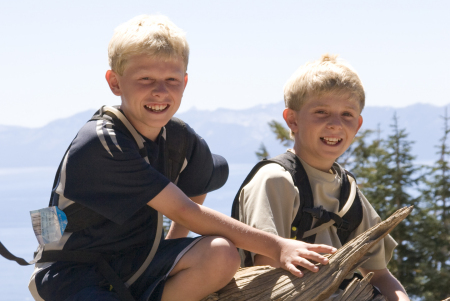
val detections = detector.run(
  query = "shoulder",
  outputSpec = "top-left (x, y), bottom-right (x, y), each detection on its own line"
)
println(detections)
top-left (245, 162), bottom-right (296, 192)
top-left (165, 118), bottom-right (206, 157)
top-left (169, 119), bottom-right (229, 195)
top-left (68, 118), bottom-right (141, 167)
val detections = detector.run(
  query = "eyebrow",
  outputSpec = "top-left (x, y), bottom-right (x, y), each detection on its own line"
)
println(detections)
top-left (312, 103), bottom-right (359, 111)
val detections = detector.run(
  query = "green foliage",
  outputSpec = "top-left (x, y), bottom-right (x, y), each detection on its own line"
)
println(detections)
top-left (268, 120), bottom-right (293, 147)
top-left (255, 143), bottom-right (270, 161)
top-left (351, 114), bottom-right (425, 296)
top-left (255, 120), bottom-right (293, 160)
top-left (344, 113), bottom-right (450, 300)
top-left (417, 109), bottom-right (450, 300)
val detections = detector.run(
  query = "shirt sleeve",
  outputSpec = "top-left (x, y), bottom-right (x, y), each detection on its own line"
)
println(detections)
top-left (60, 121), bottom-right (170, 225)
top-left (346, 190), bottom-right (398, 270)
top-left (239, 163), bottom-right (300, 238)
top-left (176, 123), bottom-right (228, 197)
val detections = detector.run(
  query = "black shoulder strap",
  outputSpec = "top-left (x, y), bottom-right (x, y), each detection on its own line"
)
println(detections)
top-left (231, 152), bottom-right (316, 267)
top-left (163, 117), bottom-right (189, 184)
top-left (269, 152), bottom-right (316, 244)
top-left (230, 157), bottom-right (287, 267)
top-left (333, 163), bottom-right (363, 244)
top-left (231, 159), bottom-right (276, 221)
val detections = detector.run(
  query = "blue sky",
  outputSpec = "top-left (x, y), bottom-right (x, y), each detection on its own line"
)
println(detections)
top-left (1, 0), bottom-right (449, 127)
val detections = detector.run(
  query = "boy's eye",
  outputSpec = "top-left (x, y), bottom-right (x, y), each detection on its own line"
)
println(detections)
top-left (315, 110), bottom-right (326, 114)
top-left (342, 112), bottom-right (354, 117)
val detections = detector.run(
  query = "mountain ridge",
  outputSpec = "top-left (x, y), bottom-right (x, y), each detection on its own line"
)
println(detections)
top-left (0, 102), bottom-right (448, 167)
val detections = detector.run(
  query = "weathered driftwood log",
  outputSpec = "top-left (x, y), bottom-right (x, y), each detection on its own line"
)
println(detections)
top-left (201, 206), bottom-right (413, 301)
top-left (331, 272), bottom-right (385, 301)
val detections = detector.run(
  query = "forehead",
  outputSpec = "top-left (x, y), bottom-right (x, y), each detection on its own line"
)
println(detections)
top-left (304, 92), bottom-right (362, 112)
top-left (122, 54), bottom-right (186, 75)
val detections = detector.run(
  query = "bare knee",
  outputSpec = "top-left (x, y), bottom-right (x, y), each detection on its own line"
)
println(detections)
top-left (206, 236), bottom-right (241, 276)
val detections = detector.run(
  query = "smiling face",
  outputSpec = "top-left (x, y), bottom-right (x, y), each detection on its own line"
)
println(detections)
top-left (283, 93), bottom-right (363, 172)
top-left (106, 54), bottom-right (188, 141)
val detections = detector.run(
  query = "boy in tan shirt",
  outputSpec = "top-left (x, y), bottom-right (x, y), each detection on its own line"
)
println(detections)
top-left (233, 54), bottom-right (409, 300)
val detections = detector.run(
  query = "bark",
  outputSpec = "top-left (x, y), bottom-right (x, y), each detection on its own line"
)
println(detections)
top-left (201, 206), bottom-right (413, 301)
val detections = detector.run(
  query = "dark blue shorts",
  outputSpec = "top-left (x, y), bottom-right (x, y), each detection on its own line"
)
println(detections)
top-left (62, 236), bottom-right (204, 301)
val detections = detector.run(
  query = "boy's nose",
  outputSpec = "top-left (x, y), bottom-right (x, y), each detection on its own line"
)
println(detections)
top-left (151, 81), bottom-right (169, 97)
top-left (326, 116), bottom-right (343, 129)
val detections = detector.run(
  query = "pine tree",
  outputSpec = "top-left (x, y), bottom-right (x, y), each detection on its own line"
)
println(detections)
top-left (353, 113), bottom-right (425, 297)
top-left (418, 108), bottom-right (450, 300)
top-left (255, 120), bottom-right (293, 160)
top-left (268, 120), bottom-right (293, 147)
top-left (255, 143), bottom-right (270, 161)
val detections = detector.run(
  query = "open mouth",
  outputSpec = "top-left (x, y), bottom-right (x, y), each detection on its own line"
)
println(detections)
top-left (144, 104), bottom-right (169, 113)
top-left (320, 137), bottom-right (342, 145)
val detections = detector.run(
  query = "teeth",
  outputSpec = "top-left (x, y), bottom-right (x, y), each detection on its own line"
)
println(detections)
top-left (145, 104), bottom-right (168, 112)
top-left (321, 137), bottom-right (342, 145)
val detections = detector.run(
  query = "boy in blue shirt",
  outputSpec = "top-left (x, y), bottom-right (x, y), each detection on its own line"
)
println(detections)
top-left (28, 16), bottom-right (336, 301)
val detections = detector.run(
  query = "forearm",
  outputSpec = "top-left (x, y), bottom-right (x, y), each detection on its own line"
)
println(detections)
top-left (150, 183), bottom-right (283, 260)
top-left (254, 254), bottom-right (280, 268)
top-left (149, 183), bottom-right (336, 277)
top-left (166, 194), bottom-right (207, 239)
top-left (360, 268), bottom-right (409, 301)
top-left (174, 199), bottom-right (284, 260)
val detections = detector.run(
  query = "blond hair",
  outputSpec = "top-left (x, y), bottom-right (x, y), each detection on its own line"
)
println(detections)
top-left (284, 54), bottom-right (365, 112)
top-left (108, 15), bottom-right (189, 75)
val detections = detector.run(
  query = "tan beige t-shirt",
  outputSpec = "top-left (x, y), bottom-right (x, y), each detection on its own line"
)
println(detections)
top-left (238, 156), bottom-right (397, 270)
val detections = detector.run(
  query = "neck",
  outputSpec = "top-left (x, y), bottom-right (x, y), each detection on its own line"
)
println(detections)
top-left (291, 148), bottom-right (334, 173)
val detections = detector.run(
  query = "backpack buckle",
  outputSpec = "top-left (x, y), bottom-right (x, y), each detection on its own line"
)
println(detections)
top-left (335, 219), bottom-right (350, 231)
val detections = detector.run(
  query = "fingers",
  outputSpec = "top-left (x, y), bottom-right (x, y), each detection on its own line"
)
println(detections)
top-left (279, 240), bottom-right (338, 278)
top-left (292, 256), bottom-right (320, 273)
top-left (308, 244), bottom-right (337, 254)
top-left (299, 249), bottom-right (331, 266)
top-left (286, 263), bottom-right (304, 278)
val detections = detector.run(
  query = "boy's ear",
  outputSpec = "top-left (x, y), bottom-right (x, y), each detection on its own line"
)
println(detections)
top-left (283, 108), bottom-right (298, 133)
top-left (184, 73), bottom-right (188, 88)
top-left (357, 115), bottom-right (363, 132)
top-left (105, 70), bottom-right (122, 96)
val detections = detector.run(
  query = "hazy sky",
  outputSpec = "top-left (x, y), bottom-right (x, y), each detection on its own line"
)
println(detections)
top-left (1, 0), bottom-right (449, 127)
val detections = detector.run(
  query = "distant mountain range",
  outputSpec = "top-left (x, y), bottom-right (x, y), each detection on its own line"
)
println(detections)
top-left (0, 102), bottom-right (448, 168)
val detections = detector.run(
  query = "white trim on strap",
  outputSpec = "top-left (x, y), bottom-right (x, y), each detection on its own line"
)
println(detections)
top-left (103, 106), bottom-right (149, 164)
top-left (302, 176), bottom-right (357, 238)
top-left (102, 106), bottom-right (162, 285)
top-left (125, 212), bottom-right (163, 286)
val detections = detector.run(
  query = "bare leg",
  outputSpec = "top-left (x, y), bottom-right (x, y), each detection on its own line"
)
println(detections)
top-left (162, 236), bottom-right (240, 301)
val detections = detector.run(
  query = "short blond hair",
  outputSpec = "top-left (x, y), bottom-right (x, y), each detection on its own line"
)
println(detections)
top-left (284, 54), bottom-right (365, 112)
top-left (108, 15), bottom-right (189, 75)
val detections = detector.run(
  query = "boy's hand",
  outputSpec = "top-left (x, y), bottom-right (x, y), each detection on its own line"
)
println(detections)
top-left (278, 239), bottom-right (336, 277)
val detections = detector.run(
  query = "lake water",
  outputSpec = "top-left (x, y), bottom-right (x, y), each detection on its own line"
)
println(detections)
top-left (0, 164), bottom-right (253, 300)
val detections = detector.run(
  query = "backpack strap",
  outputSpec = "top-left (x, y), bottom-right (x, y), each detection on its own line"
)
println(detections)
top-left (231, 152), bottom-right (316, 266)
top-left (268, 152), bottom-right (316, 244)
top-left (231, 158), bottom-right (286, 267)
top-left (301, 162), bottom-right (363, 245)
top-left (301, 175), bottom-right (356, 238)
top-left (163, 117), bottom-right (188, 184)
top-left (334, 164), bottom-right (363, 244)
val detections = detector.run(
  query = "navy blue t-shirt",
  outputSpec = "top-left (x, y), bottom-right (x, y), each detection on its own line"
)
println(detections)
top-left (34, 109), bottom-right (228, 300)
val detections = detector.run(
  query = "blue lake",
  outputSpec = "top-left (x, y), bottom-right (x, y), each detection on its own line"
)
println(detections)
top-left (0, 164), bottom-right (253, 300)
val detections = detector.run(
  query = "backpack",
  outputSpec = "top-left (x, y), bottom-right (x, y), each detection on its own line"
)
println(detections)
top-left (231, 151), bottom-right (363, 267)
top-left (0, 106), bottom-right (189, 301)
